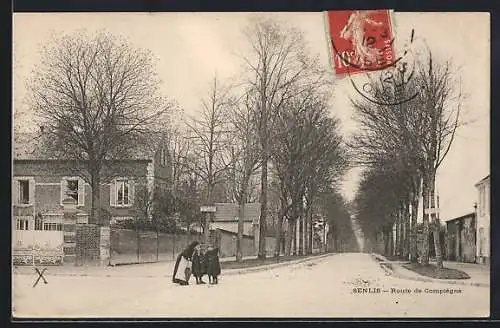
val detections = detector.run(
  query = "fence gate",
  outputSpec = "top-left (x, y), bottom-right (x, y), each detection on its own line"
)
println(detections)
top-left (75, 224), bottom-right (101, 265)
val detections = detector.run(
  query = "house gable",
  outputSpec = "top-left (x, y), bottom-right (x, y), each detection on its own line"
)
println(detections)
top-left (213, 203), bottom-right (261, 223)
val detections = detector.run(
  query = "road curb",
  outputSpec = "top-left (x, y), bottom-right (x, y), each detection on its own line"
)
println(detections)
top-left (223, 253), bottom-right (334, 276)
top-left (13, 253), bottom-right (335, 278)
top-left (371, 253), bottom-right (489, 288)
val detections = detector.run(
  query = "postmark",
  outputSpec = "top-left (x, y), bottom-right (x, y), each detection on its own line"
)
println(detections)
top-left (326, 10), bottom-right (419, 106)
top-left (327, 10), bottom-right (397, 75)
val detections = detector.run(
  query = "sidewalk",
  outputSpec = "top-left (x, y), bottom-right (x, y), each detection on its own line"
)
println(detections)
top-left (372, 253), bottom-right (490, 287)
top-left (12, 255), bottom-right (254, 278)
top-left (12, 253), bottom-right (333, 278)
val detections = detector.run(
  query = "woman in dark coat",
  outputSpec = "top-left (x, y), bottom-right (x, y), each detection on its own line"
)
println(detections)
top-left (191, 245), bottom-right (207, 284)
top-left (172, 241), bottom-right (199, 286)
top-left (206, 247), bottom-right (221, 284)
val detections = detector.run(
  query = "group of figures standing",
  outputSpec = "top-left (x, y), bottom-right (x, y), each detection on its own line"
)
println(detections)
top-left (172, 241), bottom-right (221, 286)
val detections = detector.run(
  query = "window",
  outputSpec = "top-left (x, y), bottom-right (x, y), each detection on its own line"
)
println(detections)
top-left (110, 216), bottom-right (133, 224)
top-left (35, 214), bottom-right (43, 231)
top-left (117, 180), bottom-right (129, 205)
top-left (111, 179), bottom-right (134, 207)
top-left (12, 177), bottom-right (34, 205)
top-left (65, 179), bottom-right (79, 202)
top-left (61, 177), bottom-right (84, 206)
top-left (43, 223), bottom-right (63, 231)
top-left (19, 180), bottom-right (30, 204)
top-left (16, 217), bottom-right (29, 230)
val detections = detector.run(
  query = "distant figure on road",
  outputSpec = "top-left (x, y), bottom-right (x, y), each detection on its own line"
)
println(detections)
top-left (206, 246), bottom-right (221, 284)
top-left (191, 245), bottom-right (207, 284)
top-left (172, 241), bottom-right (199, 286)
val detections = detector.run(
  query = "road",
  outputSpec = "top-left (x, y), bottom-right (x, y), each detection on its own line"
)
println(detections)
top-left (12, 253), bottom-right (489, 318)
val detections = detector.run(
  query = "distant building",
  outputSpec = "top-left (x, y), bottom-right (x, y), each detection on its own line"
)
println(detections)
top-left (475, 175), bottom-right (490, 264)
top-left (445, 212), bottom-right (476, 263)
top-left (210, 202), bottom-right (260, 236)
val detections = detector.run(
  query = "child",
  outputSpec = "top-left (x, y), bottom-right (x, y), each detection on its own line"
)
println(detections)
top-left (206, 246), bottom-right (221, 284)
top-left (191, 245), bottom-right (207, 284)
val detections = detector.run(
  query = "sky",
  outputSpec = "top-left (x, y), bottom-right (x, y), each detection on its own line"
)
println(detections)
top-left (13, 12), bottom-right (490, 221)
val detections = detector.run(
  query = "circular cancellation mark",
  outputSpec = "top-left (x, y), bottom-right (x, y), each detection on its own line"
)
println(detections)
top-left (328, 10), bottom-right (419, 106)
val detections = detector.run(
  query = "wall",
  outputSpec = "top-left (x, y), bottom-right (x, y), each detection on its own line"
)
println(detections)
top-left (12, 229), bottom-right (64, 265)
top-left (476, 179), bottom-right (490, 264)
top-left (446, 222), bottom-right (458, 261)
top-left (446, 216), bottom-right (476, 263)
top-left (109, 228), bottom-right (203, 265)
top-left (216, 229), bottom-right (255, 258)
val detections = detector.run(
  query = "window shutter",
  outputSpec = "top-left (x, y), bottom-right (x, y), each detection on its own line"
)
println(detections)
top-left (128, 180), bottom-right (135, 205)
top-left (110, 180), bottom-right (116, 206)
top-left (29, 179), bottom-right (35, 205)
top-left (60, 178), bottom-right (66, 205)
top-left (78, 179), bottom-right (85, 206)
top-left (12, 179), bottom-right (18, 205)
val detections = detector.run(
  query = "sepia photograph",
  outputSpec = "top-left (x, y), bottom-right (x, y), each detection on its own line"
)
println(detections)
top-left (12, 10), bottom-right (490, 318)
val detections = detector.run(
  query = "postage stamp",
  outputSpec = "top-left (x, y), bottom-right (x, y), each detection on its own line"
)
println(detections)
top-left (326, 10), bottom-right (396, 75)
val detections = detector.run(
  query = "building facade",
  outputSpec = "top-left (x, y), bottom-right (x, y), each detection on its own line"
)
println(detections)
top-left (475, 175), bottom-right (490, 264)
top-left (445, 212), bottom-right (476, 263)
top-left (12, 132), bottom-right (171, 265)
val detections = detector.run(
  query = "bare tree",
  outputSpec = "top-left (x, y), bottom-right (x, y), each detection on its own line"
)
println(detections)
top-left (272, 88), bottom-right (347, 256)
top-left (184, 76), bottom-right (234, 241)
top-left (27, 31), bottom-right (172, 224)
top-left (227, 90), bottom-right (261, 262)
top-left (241, 16), bottom-right (327, 259)
top-left (415, 53), bottom-right (462, 268)
top-left (350, 50), bottom-right (462, 268)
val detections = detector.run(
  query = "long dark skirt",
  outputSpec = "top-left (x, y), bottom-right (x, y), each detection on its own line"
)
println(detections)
top-left (191, 252), bottom-right (206, 277)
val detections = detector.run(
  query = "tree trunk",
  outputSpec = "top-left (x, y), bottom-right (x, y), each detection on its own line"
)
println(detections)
top-left (421, 177), bottom-right (430, 265)
top-left (409, 190), bottom-right (419, 262)
top-left (429, 178), bottom-right (444, 269)
top-left (384, 228), bottom-right (390, 256)
top-left (298, 214), bottom-right (304, 255)
top-left (236, 197), bottom-right (246, 262)
top-left (308, 209), bottom-right (313, 254)
top-left (403, 201), bottom-right (410, 260)
top-left (90, 175), bottom-right (101, 225)
top-left (394, 213), bottom-right (399, 257)
top-left (285, 219), bottom-right (293, 256)
top-left (274, 213), bottom-right (283, 258)
top-left (258, 157), bottom-right (267, 259)
top-left (398, 207), bottom-right (404, 257)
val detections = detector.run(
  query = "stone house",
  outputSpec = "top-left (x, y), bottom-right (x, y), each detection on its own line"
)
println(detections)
top-left (445, 212), bottom-right (476, 263)
top-left (475, 175), bottom-right (490, 264)
top-left (12, 132), bottom-right (172, 265)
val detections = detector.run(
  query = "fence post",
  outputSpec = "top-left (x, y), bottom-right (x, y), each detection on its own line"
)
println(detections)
top-left (172, 233), bottom-right (176, 261)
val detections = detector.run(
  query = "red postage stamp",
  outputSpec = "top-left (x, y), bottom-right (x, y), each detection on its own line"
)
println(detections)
top-left (326, 10), bottom-right (396, 75)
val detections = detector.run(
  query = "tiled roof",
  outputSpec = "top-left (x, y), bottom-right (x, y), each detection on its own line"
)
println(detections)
top-left (475, 174), bottom-right (490, 187)
top-left (13, 132), bottom-right (156, 161)
top-left (13, 132), bottom-right (47, 160)
top-left (213, 202), bottom-right (261, 222)
top-left (445, 212), bottom-right (475, 223)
